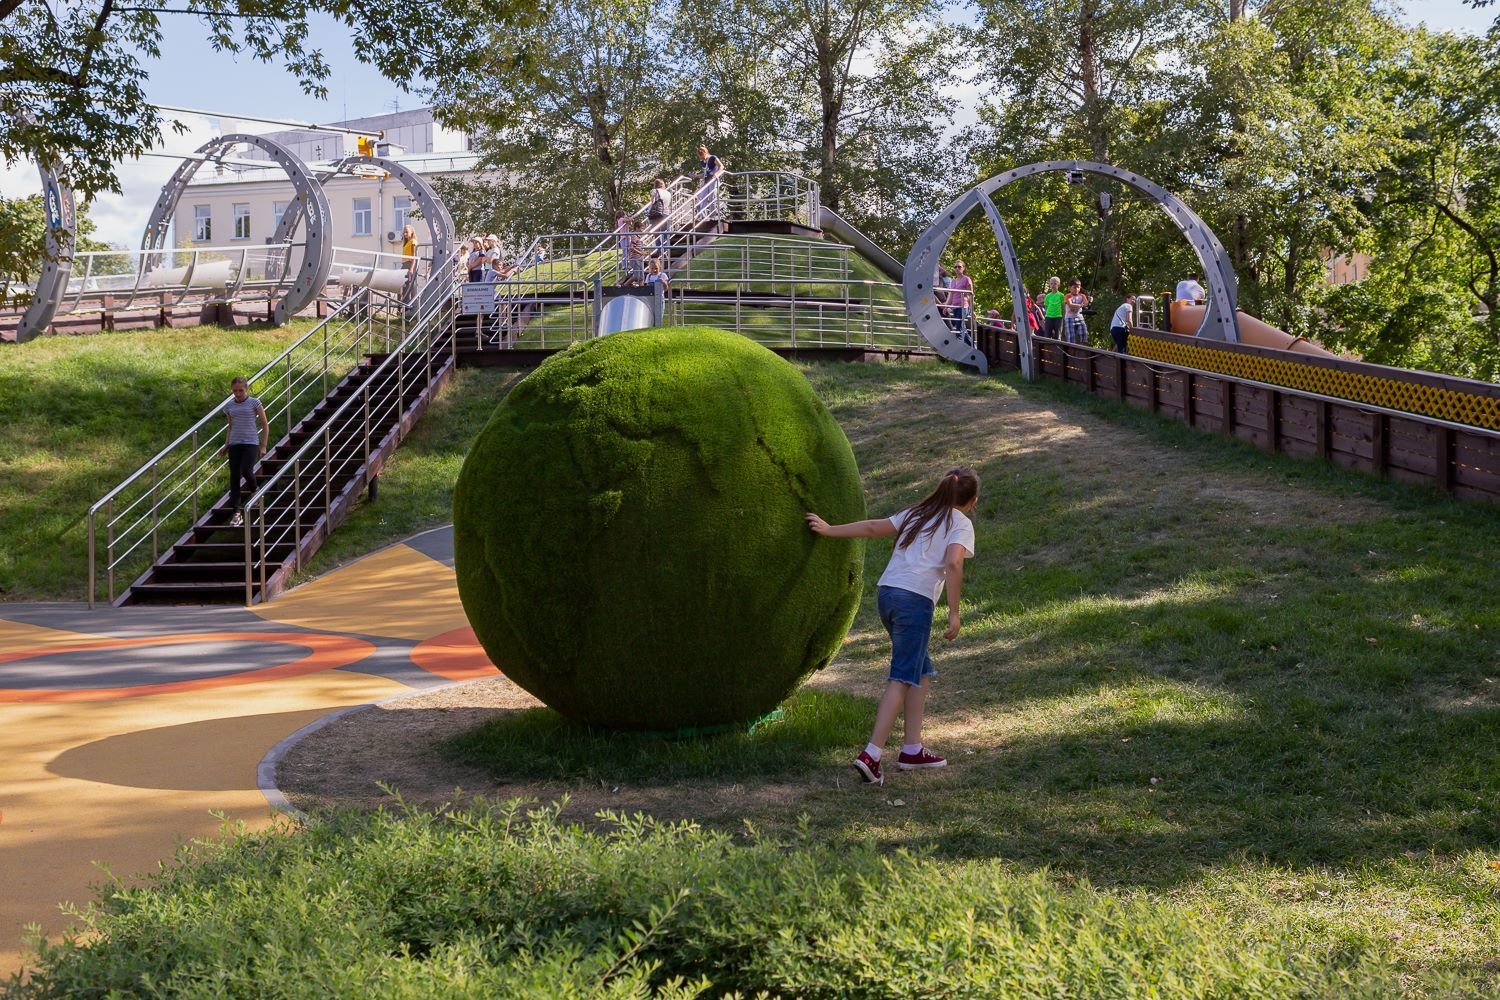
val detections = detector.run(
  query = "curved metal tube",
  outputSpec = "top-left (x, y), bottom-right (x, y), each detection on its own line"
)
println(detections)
top-left (15, 163), bottom-right (77, 343)
top-left (140, 133), bottom-right (334, 324)
top-left (905, 159), bottom-right (1240, 372)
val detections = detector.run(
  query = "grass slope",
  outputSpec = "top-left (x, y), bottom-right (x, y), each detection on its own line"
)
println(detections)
top-left (0, 321), bottom-right (316, 600)
top-left (318, 358), bottom-right (1499, 987)
top-left (7, 336), bottom-right (1500, 989)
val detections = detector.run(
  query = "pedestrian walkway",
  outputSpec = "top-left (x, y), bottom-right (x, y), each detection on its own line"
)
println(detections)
top-left (0, 526), bottom-right (492, 976)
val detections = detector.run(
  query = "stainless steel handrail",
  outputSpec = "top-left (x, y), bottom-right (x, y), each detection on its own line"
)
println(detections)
top-left (238, 267), bottom-right (460, 602)
top-left (86, 287), bottom-right (393, 606)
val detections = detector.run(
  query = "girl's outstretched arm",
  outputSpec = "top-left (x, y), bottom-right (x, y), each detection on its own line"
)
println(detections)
top-left (805, 513), bottom-right (898, 539)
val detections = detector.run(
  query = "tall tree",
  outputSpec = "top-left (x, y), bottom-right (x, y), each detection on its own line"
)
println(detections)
top-left (0, 0), bottom-right (503, 199)
top-left (435, 0), bottom-right (691, 241)
top-left (964, 0), bottom-right (1184, 295)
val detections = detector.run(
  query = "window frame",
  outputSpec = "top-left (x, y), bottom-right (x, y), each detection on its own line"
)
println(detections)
top-left (352, 197), bottom-right (372, 237)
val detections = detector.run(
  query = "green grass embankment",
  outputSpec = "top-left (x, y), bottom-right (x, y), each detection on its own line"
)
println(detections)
top-left (0, 321), bottom-right (316, 600)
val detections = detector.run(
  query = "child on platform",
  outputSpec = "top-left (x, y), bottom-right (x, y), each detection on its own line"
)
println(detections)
top-left (805, 467), bottom-right (979, 786)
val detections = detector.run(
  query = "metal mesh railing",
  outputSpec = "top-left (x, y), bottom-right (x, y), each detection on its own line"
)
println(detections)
top-left (721, 171), bottom-right (820, 228)
top-left (665, 281), bottom-right (922, 350)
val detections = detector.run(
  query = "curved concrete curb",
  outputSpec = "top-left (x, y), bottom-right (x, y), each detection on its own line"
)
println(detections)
top-left (256, 675), bottom-right (493, 820)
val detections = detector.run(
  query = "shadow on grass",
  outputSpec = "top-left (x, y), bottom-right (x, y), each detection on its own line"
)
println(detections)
top-left (445, 687), bottom-right (872, 784)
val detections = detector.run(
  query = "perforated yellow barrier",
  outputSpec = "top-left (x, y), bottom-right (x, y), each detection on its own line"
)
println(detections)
top-left (1128, 335), bottom-right (1500, 431)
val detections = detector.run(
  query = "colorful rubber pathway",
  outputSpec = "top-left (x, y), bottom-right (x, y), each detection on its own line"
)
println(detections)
top-left (0, 527), bottom-right (495, 977)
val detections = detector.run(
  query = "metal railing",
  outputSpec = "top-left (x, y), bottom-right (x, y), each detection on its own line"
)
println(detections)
top-left (664, 280), bottom-right (922, 350)
top-left (4, 243), bottom-right (440, 324)
top-left (85, 284), bottom-right (408, 606)
top-left (722, 171), bottom-right (820, 229)
top-left (48, 242), bottom-right (309, 315)
top-left (238, 272), bottom-right (460, 602)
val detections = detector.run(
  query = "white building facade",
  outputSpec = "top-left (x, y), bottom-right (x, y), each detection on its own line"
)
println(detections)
top-left (173, 108), bottom-right (477, 258)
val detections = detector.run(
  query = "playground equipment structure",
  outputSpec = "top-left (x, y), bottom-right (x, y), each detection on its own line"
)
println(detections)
top-left (4, 113), bottom-right (453, 342)
top-left (46, 145), bottom-right (1500, 607)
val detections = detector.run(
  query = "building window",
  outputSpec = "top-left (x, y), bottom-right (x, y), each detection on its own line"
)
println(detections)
top-left (193, 205), bottom-right (211, 242)
top-left (272, 201), bottom-right (290, 232)
top-left (392, 195), bottom-right (411, 237)
top-left (232, 203), bottom-right (251, 240)
top-left (353, 198), bottom-right (372, 237)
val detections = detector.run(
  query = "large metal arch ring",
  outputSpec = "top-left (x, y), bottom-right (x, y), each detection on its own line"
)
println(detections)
top-left (323, 154), bottom-right (455, 293)
top-left (904, 160), bottom-right (1241, 374)
top-left (140, 133), bottom-right (334, 324)
top-left (14, 161), bottom-right (78, 344)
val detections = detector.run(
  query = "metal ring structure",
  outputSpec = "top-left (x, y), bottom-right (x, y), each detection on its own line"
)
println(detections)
top-left (140, 133), bottom-right (334, 324)
top-left (323, 154), bottom-right (455, 314)
top-left (905, 160), bottom-right (1240, 377)
top-left (15, 162), bottom-right (78, 344)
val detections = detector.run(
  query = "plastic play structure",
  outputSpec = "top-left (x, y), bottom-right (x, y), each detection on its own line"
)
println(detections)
top-left (1167, 301), bottom-right (1336, 357)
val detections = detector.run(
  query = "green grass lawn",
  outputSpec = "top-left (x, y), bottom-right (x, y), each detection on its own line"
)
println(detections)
top-left (7, 331), bottom-right (1500, 991)
top-left (307, 356), bottom-right (1500, 989)
top-left (0, 321), bottom-right (317, 600)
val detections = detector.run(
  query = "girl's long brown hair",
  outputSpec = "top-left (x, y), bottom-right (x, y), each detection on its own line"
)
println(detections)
top-left (896, 466), bottom-right (980, 549)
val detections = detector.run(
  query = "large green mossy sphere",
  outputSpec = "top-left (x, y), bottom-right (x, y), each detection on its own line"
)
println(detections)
top-left (453, 326), bottom-right (866, 731)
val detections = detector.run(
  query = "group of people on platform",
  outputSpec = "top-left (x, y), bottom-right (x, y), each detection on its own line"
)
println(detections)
top-left (966, 270), bottom-right (1210, 356)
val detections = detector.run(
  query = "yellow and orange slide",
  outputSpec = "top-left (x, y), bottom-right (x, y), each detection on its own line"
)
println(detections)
top-left (1169, 302), bottom-right (1336, 358)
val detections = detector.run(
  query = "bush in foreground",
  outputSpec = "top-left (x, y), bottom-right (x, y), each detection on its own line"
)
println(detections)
top-left (7, 801), bottom-right (1421, 999)
top-left (453, 326), bottom-right (866, 731)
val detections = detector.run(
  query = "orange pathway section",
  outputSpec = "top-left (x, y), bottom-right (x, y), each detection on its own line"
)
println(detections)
top-left (0, 527), bottom-right (494, 977)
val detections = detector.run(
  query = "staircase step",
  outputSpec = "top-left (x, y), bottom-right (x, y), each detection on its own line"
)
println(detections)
top-left (150, 561), bottom-right (252, 582)
top-left (128, 581), bottom-right (252, 604)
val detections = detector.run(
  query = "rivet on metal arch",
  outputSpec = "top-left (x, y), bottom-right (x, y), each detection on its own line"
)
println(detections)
top-left (904, 161), bottom-right (1241, 378)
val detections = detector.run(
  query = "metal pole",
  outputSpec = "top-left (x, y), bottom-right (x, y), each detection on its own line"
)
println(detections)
top-left (106, 498), bottom-right (115, 604)
top-left (294, 458), bottom-right (303, 572)
top-left (87, 512), bottom-right (95, 610)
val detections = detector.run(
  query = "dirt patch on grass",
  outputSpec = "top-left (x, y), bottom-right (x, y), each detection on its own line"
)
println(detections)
top-left (277, 674), bottom-right (864, 824)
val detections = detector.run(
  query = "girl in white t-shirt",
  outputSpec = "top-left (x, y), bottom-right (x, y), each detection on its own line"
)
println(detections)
top-left (805, 466), bottom-right (979, 786)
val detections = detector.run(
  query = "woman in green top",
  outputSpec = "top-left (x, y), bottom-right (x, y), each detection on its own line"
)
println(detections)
top-left (1042, 276), bottom-right (1065, 339)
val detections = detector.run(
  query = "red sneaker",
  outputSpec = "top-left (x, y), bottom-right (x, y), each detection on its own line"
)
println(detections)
top-left (852, 750), bottom-right (883, 785)
top-left (896, 748), bottom-right (947, 770)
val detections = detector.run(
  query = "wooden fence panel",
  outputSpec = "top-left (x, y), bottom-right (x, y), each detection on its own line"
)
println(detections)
top-left (978, 332), bottom-right (1500, 505)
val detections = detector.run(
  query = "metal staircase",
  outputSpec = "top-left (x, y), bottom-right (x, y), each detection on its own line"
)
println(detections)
top-left (88, 268), bottom-right (459, 606)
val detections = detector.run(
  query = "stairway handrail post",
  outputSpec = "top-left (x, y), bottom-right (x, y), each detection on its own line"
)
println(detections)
top-left (106, 498), bottom-right (115, 604)
top-left (243, 507), bottom-right (254, 606)
top-left (87, 511), bottom-right (96, 609)
top-left (293, 458), bottom-right (303, 572)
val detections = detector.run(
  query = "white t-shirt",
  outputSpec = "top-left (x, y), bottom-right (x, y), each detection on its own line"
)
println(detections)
top-left (878, 508), bottom-right (976, 604)
top-left (1110, 302), bottom-right (1133, 328)
top-left (1175, 279), bottom-right (1205, 302)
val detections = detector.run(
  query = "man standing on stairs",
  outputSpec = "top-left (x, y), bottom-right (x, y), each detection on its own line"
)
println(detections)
top-left (220, 376), bottom-right (269, 528)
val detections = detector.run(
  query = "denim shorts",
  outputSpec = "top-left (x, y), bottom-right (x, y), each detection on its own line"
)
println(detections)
top-left (878, 585), bottom-right (937, 687)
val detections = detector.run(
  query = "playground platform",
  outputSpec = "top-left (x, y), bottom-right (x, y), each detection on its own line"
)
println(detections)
top-left (0, 526), bottom-right (492, 977)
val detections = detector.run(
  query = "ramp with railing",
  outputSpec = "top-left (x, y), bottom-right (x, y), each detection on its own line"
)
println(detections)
top-left (1, 244), bottom-right (433, 339)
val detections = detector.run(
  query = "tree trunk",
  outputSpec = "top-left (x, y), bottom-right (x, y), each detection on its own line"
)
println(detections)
top-left (1077, 0), bottom-right (1118, 292)
top-left (817, 35), bottom-right (842, 212)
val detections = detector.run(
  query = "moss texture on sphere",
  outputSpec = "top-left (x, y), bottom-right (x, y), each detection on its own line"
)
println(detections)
top-left (453, 326), bottom-right (865, 731)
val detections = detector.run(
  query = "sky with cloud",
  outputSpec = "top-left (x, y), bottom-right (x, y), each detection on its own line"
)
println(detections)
top-left (0, 1), bottom-right (1491, 248)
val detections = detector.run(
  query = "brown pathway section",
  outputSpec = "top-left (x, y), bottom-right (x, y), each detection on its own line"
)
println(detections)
top-left (0, 527), bottom-right (491, 977)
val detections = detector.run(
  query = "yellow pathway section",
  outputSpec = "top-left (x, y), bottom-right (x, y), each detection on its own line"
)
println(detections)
top-left (0, 532), bottom-right (493, 977)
